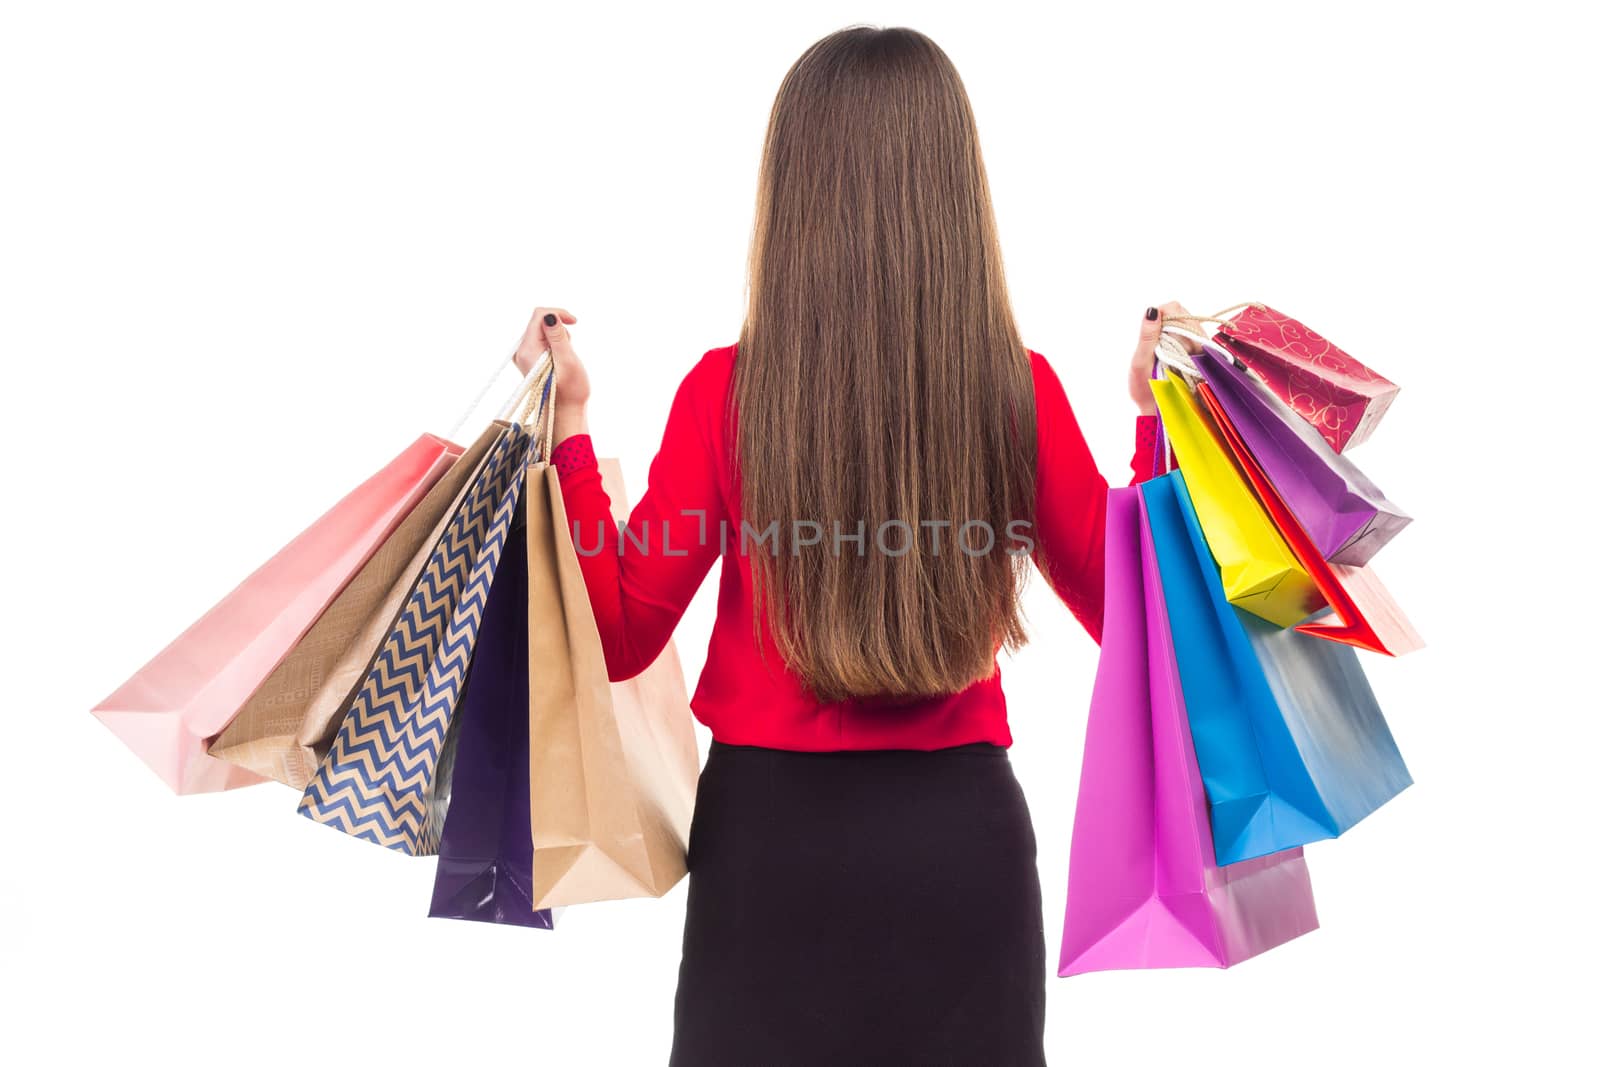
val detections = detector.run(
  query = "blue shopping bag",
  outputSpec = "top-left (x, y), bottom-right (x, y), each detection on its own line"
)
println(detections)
top-left (1142, 471), bottom-right (1412, 864)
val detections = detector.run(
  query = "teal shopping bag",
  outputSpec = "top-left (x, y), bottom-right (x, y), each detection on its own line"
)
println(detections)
top-left (1141, 472), bottom-right (1411, 865)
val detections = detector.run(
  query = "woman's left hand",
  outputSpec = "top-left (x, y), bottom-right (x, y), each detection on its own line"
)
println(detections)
top-left (1128, 300), bottom-right (1204, 415)
top-left (513, 306), bottom-right (591, 409)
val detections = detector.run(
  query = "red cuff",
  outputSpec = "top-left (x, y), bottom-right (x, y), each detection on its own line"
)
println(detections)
top-left (1135, 415), bottom-right (1159, 452)
top-left (550, 434), bottom-right (597, 479)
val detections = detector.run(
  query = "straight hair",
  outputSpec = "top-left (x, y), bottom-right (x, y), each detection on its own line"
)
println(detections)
top-left (734, 25), bottom-right (1038, 703)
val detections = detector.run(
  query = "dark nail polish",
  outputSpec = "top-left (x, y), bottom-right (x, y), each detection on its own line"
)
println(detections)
top-left (1145, 307), bottom-right (1159, 321)
top-left (544, 313), bottom-right (558, 327)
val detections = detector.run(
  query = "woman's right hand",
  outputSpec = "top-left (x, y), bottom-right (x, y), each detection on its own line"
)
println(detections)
top-left (1128, 301), bottom-right (1201, 415)
top-left (513, 306), bottom-right (591, 445)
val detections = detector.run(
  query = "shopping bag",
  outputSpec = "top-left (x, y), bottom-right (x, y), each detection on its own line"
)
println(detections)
top-left (298, 419), bottom-right (534, 853)
top-left (1145, 472), bottom-right (1412, 865)
top-left (428, 495), bottom-right (555, 929)
top-left (525, 459), bottom-right (699, 908)
top-left (210, 423), bottom-right (503, 786)
top-left (1150, 376), bottom-right (1323, 627)
top-left (1193, 344), bottom-right (1411, 566)
top-left (1214, 303), bottom-right (1398, 453)
top-left (1196, 381), bottom-right (1425, 657)
top-left (92, 434), bottom-right (461, 794)
top-left (433, 456), bottom-right (689, 922)
top-left (1059, 488), bottom-right (1318, 976)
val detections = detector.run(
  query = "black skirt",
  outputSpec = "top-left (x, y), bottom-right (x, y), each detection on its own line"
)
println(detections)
top-left (668, 740), bottom-right (1047, 1066)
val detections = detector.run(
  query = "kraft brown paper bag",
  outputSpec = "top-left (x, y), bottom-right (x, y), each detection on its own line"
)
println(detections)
top-left (209, 424), bottom-right (504, 786)
top-left (526, 458), bottom-right (700, 909)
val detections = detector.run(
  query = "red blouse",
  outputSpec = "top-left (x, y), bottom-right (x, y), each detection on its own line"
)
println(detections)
top-left (549, 343), bottom-right (1159, 751)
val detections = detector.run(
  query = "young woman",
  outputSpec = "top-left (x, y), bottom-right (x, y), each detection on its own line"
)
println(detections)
top-left (512, 25), bottom-right (1194, 1066)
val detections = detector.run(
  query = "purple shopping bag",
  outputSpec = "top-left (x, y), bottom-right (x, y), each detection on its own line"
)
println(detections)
top-left (429, 500), bottom-right (554, 929)
top-left (1058, 488), bottom-right (1319, 976)
top-left (1194, 344), bottom-right (1410, 566)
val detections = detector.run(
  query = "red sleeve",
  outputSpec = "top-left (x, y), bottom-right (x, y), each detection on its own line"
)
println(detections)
top-left (547, 356), bottom-right (726, 681)
top-left (1029, 350), bottom-right (1159, 645)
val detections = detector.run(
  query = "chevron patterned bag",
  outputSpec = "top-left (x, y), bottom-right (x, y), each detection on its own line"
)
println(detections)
top-left (296, 358), bottom-right (557, 854)
top-left (296, 419), bottom-right (532, 853)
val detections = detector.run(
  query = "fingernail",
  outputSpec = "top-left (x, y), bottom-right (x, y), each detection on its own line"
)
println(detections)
top-left (543, 313), bottom-right (558, 327)
top-left (1145, 307), bottom-right (1159, 321)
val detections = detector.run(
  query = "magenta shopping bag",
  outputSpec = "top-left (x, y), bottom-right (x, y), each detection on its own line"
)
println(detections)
top-left (92, 435), bottom-right (461, 793)
top-left (1058, 487), bottom-right (1319, 976)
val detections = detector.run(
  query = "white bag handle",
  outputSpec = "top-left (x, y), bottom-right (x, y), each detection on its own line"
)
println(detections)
top-left (1150, 301), bottom-right (1268, 378)
top-left (446, 346), bottom-right (562, 441)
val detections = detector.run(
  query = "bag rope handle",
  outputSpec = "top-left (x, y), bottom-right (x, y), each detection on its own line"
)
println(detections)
top-left (1157, 301), bottom-right (1268, 332)
top-left (512, 353), bottom-right (558, 463)
top-left (1147, 302), bottom-right (1267, 473)
top-left (1150, 300), bottom-right (1267, 377)
top-left (446, 348), bottom-right (529, 440)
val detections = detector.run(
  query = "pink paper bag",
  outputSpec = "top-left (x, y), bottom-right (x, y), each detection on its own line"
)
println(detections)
top-left (92, 434), bottom-right (461, 794)
top-left (1215, 303), bottom-right (1398, 453)
top-left (1058, 488), bottom-right (1319, 976)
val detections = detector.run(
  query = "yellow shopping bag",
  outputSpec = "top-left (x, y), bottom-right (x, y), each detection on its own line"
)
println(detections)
top-left (1151, 375), bottom-right (1324, 627)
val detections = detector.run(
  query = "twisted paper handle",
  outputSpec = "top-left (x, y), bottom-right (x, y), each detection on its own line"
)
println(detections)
top-left (1157, 301), bottom-right (1267, 332)
top-left (512, 353), bottom-right (558, 463)
top-left (1151, 300), bottom-right (1267, 377)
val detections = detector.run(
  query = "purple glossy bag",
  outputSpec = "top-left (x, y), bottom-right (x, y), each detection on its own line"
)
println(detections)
top-left (428, 500), bottom-right (554, 929)
top-left (1194, 344), bottom-right (1410, 565)
top-left (1057, 488), bottom-right (1319, 976)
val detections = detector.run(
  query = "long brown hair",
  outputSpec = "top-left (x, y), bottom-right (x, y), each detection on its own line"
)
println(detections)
top-left (734, 25), bottom-right (1038, 703)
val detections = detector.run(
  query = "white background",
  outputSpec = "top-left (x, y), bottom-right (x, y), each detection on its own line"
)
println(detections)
top-left (2, 1), bottom-right (1594, 1063)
